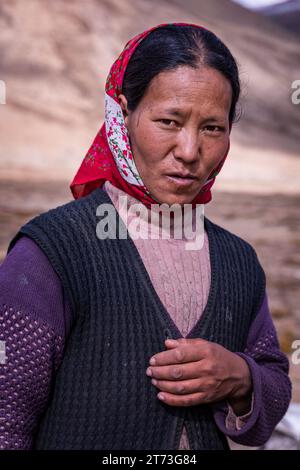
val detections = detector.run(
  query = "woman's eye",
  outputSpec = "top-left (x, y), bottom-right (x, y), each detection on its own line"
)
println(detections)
top-left (159, 119), bottom-right (177, 127)
top-left (204, 125), bottom-right (224, 133)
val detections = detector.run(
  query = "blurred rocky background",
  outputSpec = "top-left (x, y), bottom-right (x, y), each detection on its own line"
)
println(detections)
top-left (258, 0), bottom-right (300, 36)
top-left (0, 0), bottom-right (299, 438)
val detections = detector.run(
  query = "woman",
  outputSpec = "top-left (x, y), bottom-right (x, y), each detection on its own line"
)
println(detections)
top-left (0, 22), bottom-right (291, 450)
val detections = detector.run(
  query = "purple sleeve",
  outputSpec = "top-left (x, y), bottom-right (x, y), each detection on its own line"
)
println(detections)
top-left (225, 393), bottom-right (254, 431)
top-left (0, 236), bottom-right (72, 449)
top-left (213, 292), bottom-right (292, 447)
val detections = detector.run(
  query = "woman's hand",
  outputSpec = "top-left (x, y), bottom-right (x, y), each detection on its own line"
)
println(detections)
top-left (146, 338), bottom-right (252, 412)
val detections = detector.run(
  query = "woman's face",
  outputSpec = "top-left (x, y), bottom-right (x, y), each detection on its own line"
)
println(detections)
top-left (119, 65), bottom-right (232, 205)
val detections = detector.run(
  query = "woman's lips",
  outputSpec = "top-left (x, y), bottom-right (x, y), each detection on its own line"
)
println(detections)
top-left (166, 175), bottom-right (196, 186)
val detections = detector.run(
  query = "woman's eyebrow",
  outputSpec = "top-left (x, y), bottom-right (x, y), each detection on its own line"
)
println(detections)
top-left (201, 116), bottom-right (227, 124)
top-left (162, 107), bottom-right (184, 117)
top-left (162, 108), bottom-right (224, 122)
top-left (162, 108), bottom-right (226, 122)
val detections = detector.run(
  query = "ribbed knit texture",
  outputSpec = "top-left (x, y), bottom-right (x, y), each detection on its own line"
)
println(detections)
top-left (104, 181), bottom-right (211, 339)
top-left (103, 180), bottom-right (211, 449)
top-left (0, 305), bottom-right (64, 449)
top-left (7, 187), bottom-right (266, 450)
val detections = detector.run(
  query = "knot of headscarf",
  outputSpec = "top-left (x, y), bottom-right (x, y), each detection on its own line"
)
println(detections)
top-left (70, 22), bottom-right (230, 208)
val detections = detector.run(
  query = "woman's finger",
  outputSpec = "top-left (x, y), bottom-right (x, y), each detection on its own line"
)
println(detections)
top-left (149, 338), bottom-right (209, 366)
top-left (146, 360), bottom-right (206, 381)
top-left (151, 377), bottom-right (209, 395)
top-left (156, 390), bottom-right (209, 407)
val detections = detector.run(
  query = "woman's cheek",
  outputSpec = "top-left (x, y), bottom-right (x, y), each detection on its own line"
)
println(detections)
top-left (207, 138), bottom-right (228, 162)
top-left (143, 136), bottom-right (169, 165)
top-left (138, 129), bottom-right (159, 155)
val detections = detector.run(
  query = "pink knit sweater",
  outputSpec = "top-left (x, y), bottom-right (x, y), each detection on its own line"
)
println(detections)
top-left (103, 181), bottom-right (248, 448)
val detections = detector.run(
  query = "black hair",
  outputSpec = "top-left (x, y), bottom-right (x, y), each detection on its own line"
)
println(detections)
top-left (122, 25), bottom-right (241, 125)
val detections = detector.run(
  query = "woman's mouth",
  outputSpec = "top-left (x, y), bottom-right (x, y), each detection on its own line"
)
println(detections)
top-left (165, 175), bottom-right (196, 186)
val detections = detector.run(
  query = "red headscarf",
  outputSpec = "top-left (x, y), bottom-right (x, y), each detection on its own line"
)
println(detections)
top-left (70, 22), bottom-right (230, 208)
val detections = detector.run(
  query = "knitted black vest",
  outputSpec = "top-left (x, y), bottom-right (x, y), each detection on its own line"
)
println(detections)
top-left (8, 187), bottom-right (265, 450)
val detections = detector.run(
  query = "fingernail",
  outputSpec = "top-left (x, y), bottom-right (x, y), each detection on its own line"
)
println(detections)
top-left (150, 357), bottom-right (156, 365)
top-left (146, 367), bottom-right (152, 377)
top-left (158, 393), bottom-right (165, 401)
top-left (151, 379), bottom-right (157, 385)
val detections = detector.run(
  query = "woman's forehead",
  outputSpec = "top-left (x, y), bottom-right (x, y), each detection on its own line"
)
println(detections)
top-left (142, 66), bottom-right (232, 117)
top-left (144, 66), bottom-right (232, 107)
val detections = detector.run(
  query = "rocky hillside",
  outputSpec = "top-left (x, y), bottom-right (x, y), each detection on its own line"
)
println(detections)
top-left (259, 0), bottom-right (300, 37)
top-left (0, 0), bottom-right (299, 192)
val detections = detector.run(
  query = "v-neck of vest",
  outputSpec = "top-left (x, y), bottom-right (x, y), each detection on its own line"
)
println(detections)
top-left (95, 187), bottom-right (218, 341)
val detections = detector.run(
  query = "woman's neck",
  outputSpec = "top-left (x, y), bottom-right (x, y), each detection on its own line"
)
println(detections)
top-left (103, 180), bottom-right (205, 245)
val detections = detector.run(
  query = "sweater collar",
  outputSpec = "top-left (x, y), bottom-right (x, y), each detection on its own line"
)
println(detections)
top-left (103, 180), bottom-right (206, 245)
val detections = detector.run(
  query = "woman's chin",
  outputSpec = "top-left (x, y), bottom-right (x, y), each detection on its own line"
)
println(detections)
top-left (150, 191), bottom-right (197, 206)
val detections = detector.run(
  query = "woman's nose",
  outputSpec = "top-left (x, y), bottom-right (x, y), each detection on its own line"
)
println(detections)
top-left (174, 130), bottom-right (201, 163)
